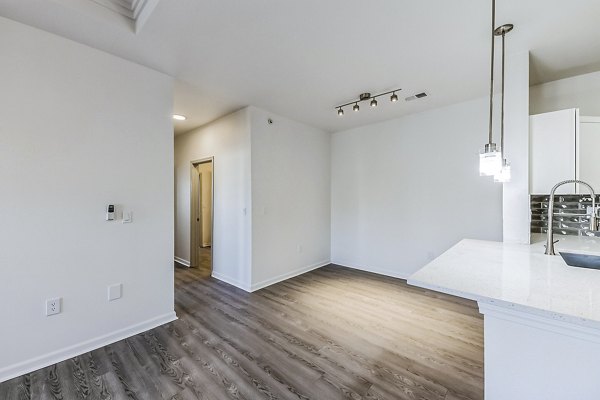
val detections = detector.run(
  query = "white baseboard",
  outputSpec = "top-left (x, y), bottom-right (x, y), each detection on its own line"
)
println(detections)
top-left (0, 311), bottom-right (177, 383)
top-left (331, 261), bottom-right (410, 280)
top-left (250, 260), bottom-right (330, 292)
top-left (174, 256), bottom-right (190, 267)
top-left (211, 261), bottom-right (331, 293)
top-left (211, 271), bottom-right (252, 292)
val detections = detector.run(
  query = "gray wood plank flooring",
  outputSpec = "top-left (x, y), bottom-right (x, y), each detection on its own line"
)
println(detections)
top-left (0, 265), bottom-right (483, 399)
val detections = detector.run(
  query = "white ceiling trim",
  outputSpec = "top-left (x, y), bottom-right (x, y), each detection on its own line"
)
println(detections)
top-left (50, 0), bottom-right (160, 32)
top-left (90, 0), bottom-right (135, 19)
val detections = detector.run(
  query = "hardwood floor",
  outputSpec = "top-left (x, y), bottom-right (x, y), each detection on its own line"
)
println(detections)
top-left (0, 265), bottom-right (483, 400)
top-left (195, 247), bottom-right (212, 278)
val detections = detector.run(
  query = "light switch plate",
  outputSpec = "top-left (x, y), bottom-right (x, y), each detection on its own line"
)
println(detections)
top-left (122, 211), bottom-right (133, 224)
top-left (108, 283), bottom-right (122, 301)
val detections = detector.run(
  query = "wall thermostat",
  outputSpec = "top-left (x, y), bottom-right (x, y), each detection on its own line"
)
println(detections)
top-left (106, 204), bottom-right (115, 221)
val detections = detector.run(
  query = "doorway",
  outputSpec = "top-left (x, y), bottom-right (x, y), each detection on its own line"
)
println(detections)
top-left (190, 158), bottom-right (213, 276)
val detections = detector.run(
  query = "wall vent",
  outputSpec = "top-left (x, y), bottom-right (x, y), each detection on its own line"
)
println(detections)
top-left (405, 92), bottom-right (428, 101)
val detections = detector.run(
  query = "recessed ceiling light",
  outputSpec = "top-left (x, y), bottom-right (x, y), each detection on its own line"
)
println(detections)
top-left (173, 114), bottom-right (187, 121)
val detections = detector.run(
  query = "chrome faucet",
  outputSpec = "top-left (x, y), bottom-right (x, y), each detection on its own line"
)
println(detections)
top-left (545, 179), bottom-right (596, 255)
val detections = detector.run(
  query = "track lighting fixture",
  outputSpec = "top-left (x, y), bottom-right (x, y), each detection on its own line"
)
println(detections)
top-left (335, 88), bottom-right (401, 116)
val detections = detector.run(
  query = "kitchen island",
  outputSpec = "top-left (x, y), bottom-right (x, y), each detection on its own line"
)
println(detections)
top-left (409, 236), bottom-right (600, 400)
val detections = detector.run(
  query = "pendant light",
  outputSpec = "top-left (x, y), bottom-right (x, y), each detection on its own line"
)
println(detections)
top-left (479, 0), bottom-right (502, 176)
top-left (494, 23), bottom-right (514, 183)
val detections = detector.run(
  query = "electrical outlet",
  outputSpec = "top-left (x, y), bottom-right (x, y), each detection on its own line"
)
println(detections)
top-left (46, 298), bottom-right (61, 316)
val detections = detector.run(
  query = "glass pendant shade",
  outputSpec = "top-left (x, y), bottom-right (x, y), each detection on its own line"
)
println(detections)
top-left (494, 159), bottom-right (511, 182)
top-left (479, 145), bottom-right (502, 176)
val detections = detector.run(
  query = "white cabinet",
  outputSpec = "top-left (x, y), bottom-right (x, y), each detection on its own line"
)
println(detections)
top-left (578, 117), bottom-right (600, 192)
top-left (530, 109), bottom-right (578, 194)
top-left (530, 111), bottom-right (600, 194)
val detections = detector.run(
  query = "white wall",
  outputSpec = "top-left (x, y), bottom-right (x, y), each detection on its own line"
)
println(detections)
top-left (502, 52), bottom-right (530, 244)
top-left (0, 17), bottom-right (175, 381)
top-left (530, 70), bottom-right (600, 116)
top-left (174, 109), bottom-right (252, 289)
top-left (331, 97), bottom-right (503, 279)
top-left (249, 107), bottom-right (331, 290)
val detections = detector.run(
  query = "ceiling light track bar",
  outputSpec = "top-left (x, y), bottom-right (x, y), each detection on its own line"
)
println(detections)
top-left (335, 88), bottom-right (402, 110)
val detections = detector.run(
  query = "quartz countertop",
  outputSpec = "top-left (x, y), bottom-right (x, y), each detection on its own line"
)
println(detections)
top-left (408, 236), bottom-right (600, 328)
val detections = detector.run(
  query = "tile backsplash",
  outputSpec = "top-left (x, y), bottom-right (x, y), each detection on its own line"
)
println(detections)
top-left (531, 194), bottom-right (599, 236)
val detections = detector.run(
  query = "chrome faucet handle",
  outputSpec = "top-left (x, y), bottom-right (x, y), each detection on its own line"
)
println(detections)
top-left (588, 206), bottom-right (599, 231)
top-left (544, 239), bottom-right (559, 249)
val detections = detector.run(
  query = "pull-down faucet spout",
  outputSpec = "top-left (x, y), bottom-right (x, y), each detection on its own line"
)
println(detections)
top-left (545, 179), bottom-right (596, 256)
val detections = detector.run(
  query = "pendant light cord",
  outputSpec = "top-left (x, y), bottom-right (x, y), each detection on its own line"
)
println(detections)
top-left (488, 0), bottom-right (496, 145)
top-left (500, 31), bottom-right (505, 160)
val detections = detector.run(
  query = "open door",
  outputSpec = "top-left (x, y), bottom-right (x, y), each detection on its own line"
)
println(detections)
top-left (190, 158), bottom-right (214, 274)
top-left (190, 165), bottom-right (201, 268)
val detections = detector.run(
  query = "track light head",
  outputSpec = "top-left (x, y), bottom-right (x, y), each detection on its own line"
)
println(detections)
top-left (494, 23), bottom-right (514, 36)
top-left (338, 107), bottom-right (344, 116)
top-left (370, 98), bottom-right (378, 107)
top-left (391, 92), bottom-right (398, 102)
top-left (353, 103), bottom-right (360, 112)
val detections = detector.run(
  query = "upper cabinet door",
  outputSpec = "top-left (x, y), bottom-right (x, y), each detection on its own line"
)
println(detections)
top-left (530, 109), bottom-right (578, 194)
top-left (577, 117), bottom-right (600, 193)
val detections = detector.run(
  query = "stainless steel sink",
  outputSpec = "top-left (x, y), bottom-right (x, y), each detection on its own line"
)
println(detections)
top-left (560, 252), bottom-right (600, 270)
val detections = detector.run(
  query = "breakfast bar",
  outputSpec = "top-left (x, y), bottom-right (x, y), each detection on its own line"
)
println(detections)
top-left (409, 237), bottom-right (600, 400)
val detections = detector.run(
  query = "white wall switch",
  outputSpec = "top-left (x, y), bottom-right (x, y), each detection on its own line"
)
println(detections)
top-left (46, 297), bottom-right (61, 316)
top-left (122, 211), bottom-right (133, 224)
top-left (108, 283), bottom-right (122, 301)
